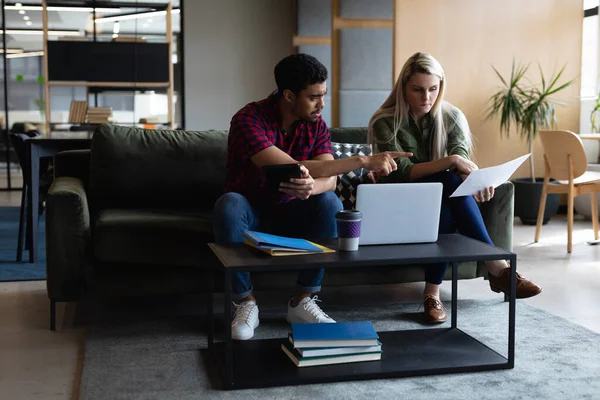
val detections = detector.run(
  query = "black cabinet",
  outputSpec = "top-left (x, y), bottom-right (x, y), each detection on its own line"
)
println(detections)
top-left (47, 41), bottom-right (170, 83)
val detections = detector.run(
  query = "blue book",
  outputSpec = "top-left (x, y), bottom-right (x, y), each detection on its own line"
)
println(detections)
top-left (291, 322), bottom-right (379, 348)
top-left (288, 334), bottom-right (383, 357)
top-left (281, 340), bottom-right (382, 367)
top-left (243, 231), bottom-right (333, 256)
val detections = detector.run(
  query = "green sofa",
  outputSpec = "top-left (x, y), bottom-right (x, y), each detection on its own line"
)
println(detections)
top-left (45, 124), bottom-right (514, 329)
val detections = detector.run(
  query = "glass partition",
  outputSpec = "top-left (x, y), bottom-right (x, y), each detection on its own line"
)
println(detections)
top-left (0, 0), bottom-right (183, 189)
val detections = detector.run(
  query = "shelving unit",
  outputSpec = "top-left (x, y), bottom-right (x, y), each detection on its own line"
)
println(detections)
top-left (41, 0), bottom-right (176, 136)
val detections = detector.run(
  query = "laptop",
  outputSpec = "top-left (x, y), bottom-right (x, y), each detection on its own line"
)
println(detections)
top-left (355, 182), bottom-right (443, 245)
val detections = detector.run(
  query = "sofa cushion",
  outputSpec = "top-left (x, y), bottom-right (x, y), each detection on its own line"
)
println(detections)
top-left (89, 124), bottom-right (228, 211)
top-left (93, 209), bottom-right (214, 267)
top-left (332, 142), bottom-right (373, 210)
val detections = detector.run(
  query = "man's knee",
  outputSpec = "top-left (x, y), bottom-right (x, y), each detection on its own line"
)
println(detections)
top-left (214, 192), bottom-right (251, 221)
top-left (213, 192), bottom-right (254, 244)
top-left (313, 191), bottom-right (343, 217)
top-left (307, 192), bottom-right (342, 239)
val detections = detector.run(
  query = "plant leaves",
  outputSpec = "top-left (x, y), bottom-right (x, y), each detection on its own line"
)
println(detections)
top-left (485, 60), bottom-right (529, 138)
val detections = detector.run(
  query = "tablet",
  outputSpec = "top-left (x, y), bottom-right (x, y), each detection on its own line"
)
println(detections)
top-left (263, 164), bottom-right (302, 190)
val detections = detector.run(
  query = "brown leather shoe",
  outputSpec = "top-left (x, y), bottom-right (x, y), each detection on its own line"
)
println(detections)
top-left (488, 268), bottom-right (542, 299)
top-left (423, 295), bottom-right (448, 323)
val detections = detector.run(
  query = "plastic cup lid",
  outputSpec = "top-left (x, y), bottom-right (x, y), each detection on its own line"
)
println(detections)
top-left (335, 210), bottom-right (362, 221)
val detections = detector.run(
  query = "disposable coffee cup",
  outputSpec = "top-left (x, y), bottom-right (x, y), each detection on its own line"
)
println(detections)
top-left (336, 210), bottom-right (362, 251)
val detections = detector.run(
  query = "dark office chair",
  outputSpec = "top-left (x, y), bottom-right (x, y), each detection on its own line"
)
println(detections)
top-left (9, 130), bottom-right (54, 262)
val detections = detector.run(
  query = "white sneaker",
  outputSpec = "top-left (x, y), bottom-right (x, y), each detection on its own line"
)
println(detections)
top-left (231, 301), bottom-right (259, 340)
top-left (286, 295), bottom-right (336, 324)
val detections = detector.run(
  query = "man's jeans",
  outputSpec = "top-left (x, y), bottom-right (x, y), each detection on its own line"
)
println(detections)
top-left (213, 191), bottom-right (343, 300)
top-left (416, 171), bottom-right (494, 284)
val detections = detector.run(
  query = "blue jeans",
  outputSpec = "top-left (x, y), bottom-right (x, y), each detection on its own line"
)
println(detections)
top-left (418, 171), bottom-right (494, 284)
top-left (213, 191), bottom-right (343, 300)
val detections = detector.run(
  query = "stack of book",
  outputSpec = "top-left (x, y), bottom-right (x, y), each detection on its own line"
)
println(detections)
top-left (87, 107), bottom-right (112, 124)
top-left (282, 321), bottom-right (382, 367)
top-left (68, 100), bottom-right (88, 123)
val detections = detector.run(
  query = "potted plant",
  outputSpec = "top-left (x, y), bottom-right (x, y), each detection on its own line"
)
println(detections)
top-left (16, 74), bottom-right (46, 121)
top-left (486, 60), bottom-right (575, 225)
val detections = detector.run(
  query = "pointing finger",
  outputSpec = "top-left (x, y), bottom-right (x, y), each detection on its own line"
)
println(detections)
top-left (387, 151), bottom-right (413, 158)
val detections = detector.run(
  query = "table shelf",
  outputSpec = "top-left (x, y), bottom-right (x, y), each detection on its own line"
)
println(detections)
top-left (208, 328), bottom-right (509, 390)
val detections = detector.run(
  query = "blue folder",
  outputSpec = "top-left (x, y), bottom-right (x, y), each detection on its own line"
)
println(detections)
top-left (244, 231), bottom-right (324, 252)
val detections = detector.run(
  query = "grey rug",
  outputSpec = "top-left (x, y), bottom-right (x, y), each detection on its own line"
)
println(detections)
top-left (79, 297), bottom-right (600, 400)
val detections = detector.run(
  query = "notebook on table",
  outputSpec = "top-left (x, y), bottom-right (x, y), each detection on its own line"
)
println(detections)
top-left (243, 231), bottom-right (334, 256)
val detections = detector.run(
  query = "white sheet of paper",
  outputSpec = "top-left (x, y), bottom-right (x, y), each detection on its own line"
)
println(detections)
top-left (449, 154), bottom-right (531, 198)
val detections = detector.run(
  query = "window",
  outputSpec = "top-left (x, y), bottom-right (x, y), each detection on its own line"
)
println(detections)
top-left (1, 1), bottom-right (182, 127)
top-left (582, 0), bottom-right (600, 98)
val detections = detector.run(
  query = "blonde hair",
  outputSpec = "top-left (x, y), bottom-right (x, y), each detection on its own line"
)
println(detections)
top-left (367, 52), bottom-right (472, 160)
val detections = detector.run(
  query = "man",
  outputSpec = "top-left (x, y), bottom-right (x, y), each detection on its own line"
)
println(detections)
top-left (213, 53), bottom-right (411, 340)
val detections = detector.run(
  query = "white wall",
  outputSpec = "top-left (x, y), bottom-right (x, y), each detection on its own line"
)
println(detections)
top-left (183, 0), bottom-right (294, 130)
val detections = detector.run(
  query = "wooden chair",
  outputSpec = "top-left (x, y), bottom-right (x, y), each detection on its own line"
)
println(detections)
top-left (535, 130), bottom-right (600, 252)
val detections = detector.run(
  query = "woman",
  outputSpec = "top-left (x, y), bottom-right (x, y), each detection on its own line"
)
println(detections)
top-left (368, 52), bottom-right (541, 323)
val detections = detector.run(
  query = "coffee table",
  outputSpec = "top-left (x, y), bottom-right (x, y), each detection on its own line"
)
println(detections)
top-left (207, 233), bottom-right (516, 390)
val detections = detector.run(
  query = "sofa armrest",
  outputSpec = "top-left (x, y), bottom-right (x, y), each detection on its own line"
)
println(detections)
top-left (46, 177), bottom-right (91, 301)
top-left (53, 149), bottom-right (91, 186)
top-left (478, 181), bottom-right (514, 251)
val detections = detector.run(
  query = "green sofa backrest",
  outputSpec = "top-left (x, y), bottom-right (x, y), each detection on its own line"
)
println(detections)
top-left (88, 125), bottom-right (368, 210)
top-left (90, 124), bottom-right (228, 210)
top-left (330, 127), bottom-right (368, 144)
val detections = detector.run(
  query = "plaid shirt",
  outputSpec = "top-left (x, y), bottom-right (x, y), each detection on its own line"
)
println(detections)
top-left (224, 92), bottom-right (333, 206)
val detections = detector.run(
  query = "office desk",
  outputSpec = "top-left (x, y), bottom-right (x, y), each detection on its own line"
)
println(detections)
top-left (580, 134), bottom-right (600, 140)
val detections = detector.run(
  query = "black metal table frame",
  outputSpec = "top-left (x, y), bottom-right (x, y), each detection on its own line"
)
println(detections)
top-left (206, 237), bottom-right (516, 390)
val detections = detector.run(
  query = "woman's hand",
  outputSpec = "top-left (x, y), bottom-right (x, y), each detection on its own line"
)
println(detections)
top-left (458, 172), bottom-right (495, 202)
top-left (452, 155), bottom-right (478, 175)
top-left (474, 186), bottom-right (495, 203)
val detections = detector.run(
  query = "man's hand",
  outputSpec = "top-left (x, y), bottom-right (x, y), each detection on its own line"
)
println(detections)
top-left (364, 151), bottom-right (413, 176)
top-left (452, 155), bottom-right (479, 175)
top-left (364, 171), bottom-right (377, 184)
top-left (458, 172), bottom-right (495, 203)
top-left (279, 165), bottom-right (315, 200)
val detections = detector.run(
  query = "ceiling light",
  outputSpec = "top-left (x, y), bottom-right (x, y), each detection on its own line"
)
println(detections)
top-left (6, 5), bottom-right (116, 12)
top-left (0, 29), bottom-right (81, 36)
top-left (23, 16), bottom-right (29, 20)
top-left (25, 21), bottom-right (32, 26)
top-left (94, 9), bottom-right (180, 24)
top-left (113, 22), bottom-right (120, 34)
top-left (7, 51), bottom-right (44, 59)
top-left (147, 19), bottom-right (153, 23)
top-left (112, 33), bottom-right (118, 39)
top-left (18, 10), bottom-right (25, 14)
